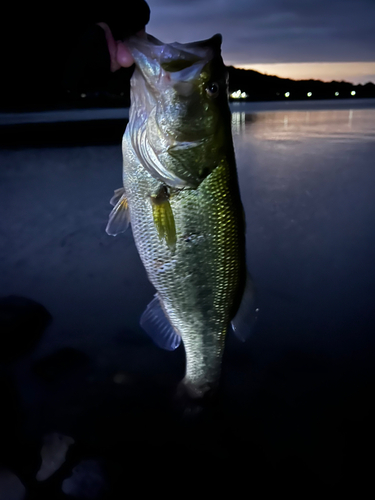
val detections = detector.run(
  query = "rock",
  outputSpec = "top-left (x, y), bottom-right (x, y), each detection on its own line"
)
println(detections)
top-left (0, 296), bottom-right (51, 362)
top-left (62, 460), bottom-right (107, 499)
top-left (32, 347), bottom-right (91, 383)
top-left (0, 469), bottom-right (26, 500)
top-left (36, 432), bottom-right (75, 481)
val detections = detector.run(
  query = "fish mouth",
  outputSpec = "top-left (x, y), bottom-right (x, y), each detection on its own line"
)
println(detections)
top-left (125, 33), bottom-right (222, 78)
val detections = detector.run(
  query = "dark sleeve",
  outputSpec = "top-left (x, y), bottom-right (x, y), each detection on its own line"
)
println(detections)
top-left (95, 1), bottom-right (150, 39)
top-left (63, 25), bottom-right (111, 94)
top-left (63, 1), bottom-right (150, 95)
top-left (1, 1), bottom-right (150, 108)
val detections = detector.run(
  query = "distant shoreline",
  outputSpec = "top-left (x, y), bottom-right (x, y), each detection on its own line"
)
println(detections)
top-left (1, 98), bottom-right (374, 127)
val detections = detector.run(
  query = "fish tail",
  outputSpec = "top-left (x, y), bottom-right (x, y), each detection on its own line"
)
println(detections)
top-left (180, 328), bottom-right (226, 399)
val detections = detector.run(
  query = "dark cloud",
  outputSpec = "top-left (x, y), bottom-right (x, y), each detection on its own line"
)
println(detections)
top-left (147, 0), bottom-right (375, 63)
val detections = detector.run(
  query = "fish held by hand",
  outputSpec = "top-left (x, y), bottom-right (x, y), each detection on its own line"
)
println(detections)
top-left (106, 32), bottom-right (256, 400)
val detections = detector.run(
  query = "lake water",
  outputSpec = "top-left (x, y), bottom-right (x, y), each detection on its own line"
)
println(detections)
top-left (232, 101), bottom-right (375, 362)
top-left (0, 99), bottom-right (374, 490)
top-left (1, 99), bottom-right (374, 371)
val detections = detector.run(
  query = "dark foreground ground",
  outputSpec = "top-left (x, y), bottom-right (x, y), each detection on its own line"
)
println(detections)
top-left (1, 111), bottom-right (374, 498)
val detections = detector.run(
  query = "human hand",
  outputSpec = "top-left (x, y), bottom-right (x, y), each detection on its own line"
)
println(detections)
top-left (97, 22), bottom-right (145, 71)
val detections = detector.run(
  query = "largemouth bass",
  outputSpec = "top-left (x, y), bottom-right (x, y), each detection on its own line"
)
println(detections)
top-left (106, 33), bottom-right (254, 399)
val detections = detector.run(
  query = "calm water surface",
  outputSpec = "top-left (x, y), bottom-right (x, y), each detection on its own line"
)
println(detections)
top-left (231, 102), bottom-right (375, 364)
top-left (1, 100), bottom-right (374, 382)
top-left (0, 102), bottom-right (374, 488)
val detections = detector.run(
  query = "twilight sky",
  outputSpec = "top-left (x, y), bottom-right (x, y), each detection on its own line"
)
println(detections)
top-left (145, 0), bottom-right (375, 84)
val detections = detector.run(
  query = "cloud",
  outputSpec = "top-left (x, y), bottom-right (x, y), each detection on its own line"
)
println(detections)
top-left (146, 0), bottom-right (375, 64)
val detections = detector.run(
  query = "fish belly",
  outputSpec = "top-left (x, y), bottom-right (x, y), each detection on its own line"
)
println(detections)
top-left (123, 139), bottom-right (244, 396)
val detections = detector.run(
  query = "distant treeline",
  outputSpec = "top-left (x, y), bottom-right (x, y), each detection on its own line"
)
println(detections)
top-left (2, 65), bottom-right (374, 112)
top-left (63, 65), bottom-right (375, 107)
top-left (227, 66), bottom-right (375, 101)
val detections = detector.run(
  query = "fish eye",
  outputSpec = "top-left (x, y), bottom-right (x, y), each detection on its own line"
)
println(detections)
top-left (206, 82), bottom-right (219, 97)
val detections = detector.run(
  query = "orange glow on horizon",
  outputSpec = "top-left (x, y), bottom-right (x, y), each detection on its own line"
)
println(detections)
top-left (229, 62), bottom-right (375, 85)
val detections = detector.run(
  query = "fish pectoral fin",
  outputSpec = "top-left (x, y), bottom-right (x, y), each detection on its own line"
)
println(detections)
top-left (140, 295), bottom-right (181, 351)
top-left (105, 192), bottom-right (130, 236)
top-left (231, 272), bottom-right (258, 342)
top-left (151, 195), bottom-right (177, 250)
top-left (110, 187), bottom-right (126, 207)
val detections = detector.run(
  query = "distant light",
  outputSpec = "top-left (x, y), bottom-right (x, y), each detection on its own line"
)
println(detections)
top-left (80, 93), bottom-right (86, 98)
top-left (230, 90), bottom-right (247, 99)
top-left (335, 92), bottom-right (339, 96)
top-left (285, 92), bottom-right (290, 97)
top-left (351, 90), bottom-right (356, 96)
top-left (307, 92), bottom-right (312, 97)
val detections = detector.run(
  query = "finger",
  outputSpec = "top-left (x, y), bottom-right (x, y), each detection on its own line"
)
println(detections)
top-left (97, 22), bottom-right (122, 71)
top-left (115, 41), bottom-right (135, 68)
top-left (115, 29), bottom-right (147, 68)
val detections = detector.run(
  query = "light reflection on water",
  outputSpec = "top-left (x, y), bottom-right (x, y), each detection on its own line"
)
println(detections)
top-left (232, 107), bottom-right (375, 142)
top-left (231, 111), bottom-right (245, 136)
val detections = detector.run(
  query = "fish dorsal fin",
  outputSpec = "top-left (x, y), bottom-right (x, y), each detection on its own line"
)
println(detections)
top-left (231, 273), bottom-right (257, 342)
top-left (140, 295), bottom-right (181, 351)
top-left (150, 189), bottom-right (177, 250)
top-left (106, 191), bottom-right (131, 236)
